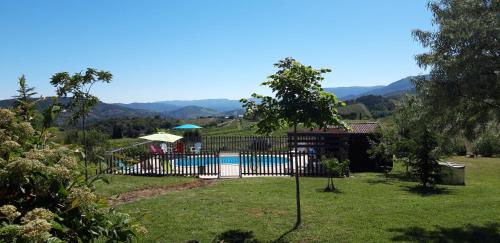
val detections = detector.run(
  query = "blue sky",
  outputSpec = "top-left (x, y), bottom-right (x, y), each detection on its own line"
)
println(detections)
top-left (0, 0), bottom-right (432, 103)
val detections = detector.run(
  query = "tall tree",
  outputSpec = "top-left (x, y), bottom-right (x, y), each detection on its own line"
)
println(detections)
top-left (50, 68), bottom-right (112, 180)
top-left (13, 75), bottom-right (38, 122)
top-left (412, 0), bottom-right (500, 139)
top-left (372, 95), bottom-right (442, 187)
top-left (241, 57), bottom-right (347, 227)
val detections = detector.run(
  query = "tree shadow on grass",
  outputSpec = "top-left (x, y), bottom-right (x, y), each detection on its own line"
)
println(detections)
top-left (365, 178), bottom-right (393, 185)
top-left (400, 185), bottom-right (452, 196)
top-left (209, 229), bottom-right (261, 243)
top-left (365, 172), bottom-right (414, 186)
top-left (315, 187), bottom-right (343, 194)
top-left (206, 228), bottom-right (295, 243)
top-left (386, 171), bottom-right (414, 182)
top-left (272, 226), bottom-right (299, 243)
top-left (389, 223), bottom-right (500, 243)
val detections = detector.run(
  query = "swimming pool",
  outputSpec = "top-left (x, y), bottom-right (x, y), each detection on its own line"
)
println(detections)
top-left (174, 155), bottom-right (289, 166)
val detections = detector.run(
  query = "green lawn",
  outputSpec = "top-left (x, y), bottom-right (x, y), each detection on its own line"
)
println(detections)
top-left (98, 157), bottom-right (500, 242)
top-left (93, 175), bottom-right (195, 197)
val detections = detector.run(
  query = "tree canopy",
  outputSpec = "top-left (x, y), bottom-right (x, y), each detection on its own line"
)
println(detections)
top-left (413, 0), bottom-right (500, 138)
top-left (241, 57), bottom-right (348, 134)
top-left (13, 75), bottom-right (38, 123)
top-left (50, 68), bottom-right (112, 124)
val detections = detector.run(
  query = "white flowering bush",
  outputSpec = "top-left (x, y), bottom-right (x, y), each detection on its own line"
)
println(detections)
top-left (0, 109), bottom-right (35, 161)
top-left (0, 109), bottom-right (144, 242)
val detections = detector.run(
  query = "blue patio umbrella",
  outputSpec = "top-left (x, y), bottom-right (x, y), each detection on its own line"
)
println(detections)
top-left (174, 124), bottom-right (202, 129)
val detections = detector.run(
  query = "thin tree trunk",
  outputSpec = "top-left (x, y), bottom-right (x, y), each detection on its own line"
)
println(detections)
top-left (294, 124), bottom-right (301, 228)
top-left (83, 112), bottom-right (88, 181)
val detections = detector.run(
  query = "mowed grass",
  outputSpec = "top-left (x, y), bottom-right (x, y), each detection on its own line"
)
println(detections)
top-left (94, 175), bottom-right (195, 197)
top-left (104, 157), bottom-right (500, 242)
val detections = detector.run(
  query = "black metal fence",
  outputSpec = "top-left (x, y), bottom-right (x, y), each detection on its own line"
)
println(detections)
top-left (101, 150), bottom-right (330, 177)
top-left (101, 135), bottom-right (348, 178)
top-left (186, 136), bottom-right (289, 152)
top-left (239, 151), bottom-right (328, 177)
top-left (104, 152), bottom-right (220, 177)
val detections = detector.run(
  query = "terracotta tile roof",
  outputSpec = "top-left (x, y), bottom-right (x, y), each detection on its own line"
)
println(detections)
top-left (326, 122), bottom-right (379, 134)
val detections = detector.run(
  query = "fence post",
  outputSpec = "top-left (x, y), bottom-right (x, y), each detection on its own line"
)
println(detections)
top-left (239, 152), bottom-right (242, 178)
top-left (217, 151), bottom-right (221, 179)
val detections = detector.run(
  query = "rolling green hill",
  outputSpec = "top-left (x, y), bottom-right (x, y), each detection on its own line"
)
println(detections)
top-left (163, 106), bottom-right (222, 119)
top-left (338, 103), bottom-right (372, 120)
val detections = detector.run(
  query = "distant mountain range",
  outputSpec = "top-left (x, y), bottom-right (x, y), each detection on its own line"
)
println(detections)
top-left (324, 86), bottom-right (384, 99)
top-left (0, 75), bottom-right (425, 121)
top-left (0, 97), bottom-right (154, 124)
top-left (117, 99), bottom-right (242, 113)
top-left (326, 76), bottom-right (421, 100)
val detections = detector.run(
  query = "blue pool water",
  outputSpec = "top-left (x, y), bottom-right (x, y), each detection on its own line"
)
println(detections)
top-left (174, 155), bottom-right (288, 166)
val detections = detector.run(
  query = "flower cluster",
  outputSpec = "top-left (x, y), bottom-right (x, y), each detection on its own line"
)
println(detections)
top-left (1, 140), bottom-right (20, 151)
top-left (47, 164), bottom-right (73, 179)
top-left (68, 187), bottom-right (97, 206)
top-left (21, 218), bottom-right (52, 242)
top-left (0, 205), bottom-right (21, 223)
top-left (21, 208), bottom-right (55, 223)
top-left (0, 206), bottom-right (57, 242)
top-left (5, 157), bottom-right (45, 175)
top-left (0, 109), bottom-right (15, 127)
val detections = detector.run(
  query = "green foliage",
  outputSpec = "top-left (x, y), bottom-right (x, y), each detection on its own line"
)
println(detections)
top-left (440, 136), bottom-right (467, 156)
top-left (321, 157), bottom-right (349, 191)
top-left (473, 124), bottom-right (500, 157)
top-left (241, 57), bottom-right (348, 135)
top-left (51, 68), bottom-right (112, 180)
top-left (112, 123), bottom-right (124, 139)
top-left (409, 126), bottom-right (441, 188)
top-left (338, 103), bottom-right (372, 120)
top-left (368, 125), bottom-right (397, 170)
top-left (183, 129), bottom-right (202, 143)
top-left (63, 129), bottom-right (110, 165)
top-left (90, 117), bottom-right (174, 138)
top-left (0, 109), bottom-right (35, 161)
top-left (373, 96), bottom-right (442, 187)
top-left (12, 75), bottom-right (38, 123)
top-left (42, 97), bottom-right (61, 130)
top-left (0, 109), bottom-right (142, 241)
top-left (82, 130), bottom-right (111, 164)
top-left (50, 68), bottom-right (112, 125)
top-left (347, 95), bottom-right (396, 118)
top-left (413, 0), bottom-right (500, 139)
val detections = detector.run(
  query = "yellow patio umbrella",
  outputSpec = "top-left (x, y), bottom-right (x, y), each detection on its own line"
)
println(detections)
top-left (139, 132), bottom-right (183, 143)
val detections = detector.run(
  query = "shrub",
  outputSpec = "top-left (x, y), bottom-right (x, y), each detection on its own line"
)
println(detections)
top-left (441, 136), bottom-right (467, 156)
top-left (0, 146), bottom-right (144, 242)
top-left (473, 130), bottom-right (500, 157)
top-left (368, 125), bottom-right (396, 172)
top-left (0, 109), bottom-right (143, 242)
top-left (0, 109), bottom-right (35, 161)
top-left (321, 156), bottom-right (349, 191)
